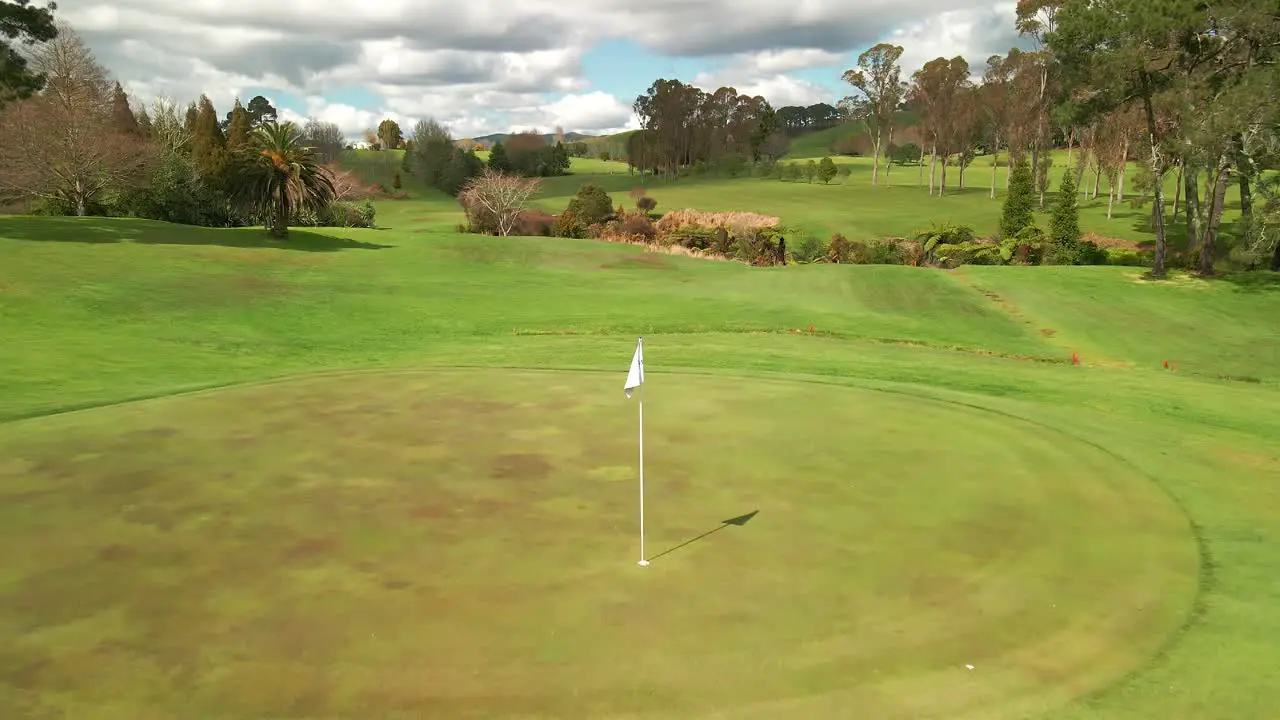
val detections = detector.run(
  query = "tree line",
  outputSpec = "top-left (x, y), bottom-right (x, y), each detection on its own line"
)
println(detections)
top-left (0, 14), bottom-right (386, 234)
top-left (624, 1), bottom-right (1279, 275)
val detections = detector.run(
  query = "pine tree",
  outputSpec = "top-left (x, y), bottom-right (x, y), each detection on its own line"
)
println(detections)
top-left (183, 102), bottom-right (199, 136)
top-left (136, 107), bottom-right (153, 137)
top-left (999, 158), bottom-right (1036, 239)
top-left (551, 141), bottom-right (570, 175)
top-left (225, 98), bottom-right (251, 150)
top-left (488, 141), bottom-right (511, 172)
top-left (109, 82), bottom-right (140, 135)
top-left (191, 95), bottom-right (230, 182)
top-left (1047, 170), bottom-right (1083, 263)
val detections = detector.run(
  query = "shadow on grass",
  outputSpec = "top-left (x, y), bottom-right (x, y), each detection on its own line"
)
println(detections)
top-left (1207, 271), bottom-right (1280, 293)
top-left (648, 510), bottom-right (758, 562)
top-left (0, 216), bottom-right (393, 251)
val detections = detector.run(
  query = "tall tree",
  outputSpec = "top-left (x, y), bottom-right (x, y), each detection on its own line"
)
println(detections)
top-left (487, 140), bottom-right (512, 172)
top-left (225, 98), bottom-right (251, 150)
top-left (377, 118), bottom-right (402, 150)
top-left (191, 94), bottom-right (229, 183)
top-left (301, 118), bottom-right (344, 165)
top-left (228, 120), bottom-right (335, 238)
top-left (0, 0), bottom-right (58, 107)
top-left (911, 56), bottom-right (972, 196)
top-left (841, 43), bottom-right (906, 186)
top-left (982, 53), bottom-right (1015, 198)
top-left (244, 95), bottom-right (276, 126)
top-left (1049, 0), bottom-right (1206, 278)
top-left (109, 81), bottom-right (139, 135)
top-left (1016, 1), bottom-right (1063, 208)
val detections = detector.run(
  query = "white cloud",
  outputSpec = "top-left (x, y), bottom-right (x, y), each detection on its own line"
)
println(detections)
top-left (57, 0), bottom-right (1023, 140)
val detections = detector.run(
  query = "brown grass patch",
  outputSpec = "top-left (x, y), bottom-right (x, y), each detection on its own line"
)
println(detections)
top-left (491, 453), bottom-right (552, 480)
top-left (644, 244), bottom-right (733, 261)
top-left (283, 536), bottom-right (340, 562)
top-left (1083, 232), bottom-right (1141, 250)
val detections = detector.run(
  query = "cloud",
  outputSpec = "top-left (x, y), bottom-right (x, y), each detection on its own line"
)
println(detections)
top-left (59, 0), bottom-right (1025, 139)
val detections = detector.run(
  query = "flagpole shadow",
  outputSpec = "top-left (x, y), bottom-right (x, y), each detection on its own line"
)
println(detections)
top-left (648, 510), bottom-right (758, 562)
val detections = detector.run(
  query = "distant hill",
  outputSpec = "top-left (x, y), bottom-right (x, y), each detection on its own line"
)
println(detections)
top-left (467, 132), bottom-right (597, 148)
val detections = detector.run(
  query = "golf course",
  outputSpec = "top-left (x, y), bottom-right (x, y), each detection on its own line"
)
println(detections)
top-left (3, 143), bottom-right (1280, 719)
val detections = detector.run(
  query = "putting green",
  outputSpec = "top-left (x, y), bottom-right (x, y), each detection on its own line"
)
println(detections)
top-left (0, 368), bottom-right (1197, 719)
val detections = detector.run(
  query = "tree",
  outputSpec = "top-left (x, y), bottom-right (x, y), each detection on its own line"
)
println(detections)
top-left (0, 0), bottom-right (58, 107)
top-left (244, 95), bottom-right (276, 127)
top-left (841, 43), bottom-right (906, 186)
top-left (135, 106), bottom-right (152, 136)
top-left (225, 98), bottom-right (251, 150)
top-left (1015, 1), bottom-right (1064, 209)
top-left (301, 118), bottom-right (344, 165)
top-left (818, 156), bottom-right (838, 184)
top-left (1000, 158), bottom-right (1037, 239)
top-left (804, 159), bottom-right (817, 183)
top-left (377, 118), bottom-right (402, 150)
top-left (227, 120), bottom-right (336, 238)
top-left (910, 56), bottom-right (973, 196)
top-left (1047, 170), bottom-right (1082, 261)
top-left (457, 168), bottom-right (543, 236)
top-left (565, 184), bottom-right (613, 225)
top-left (191, 94), bottom-right (229, 184)
top-left (0, 23), bottom-right (153, 215)
top-left (488, 140), bottom-right (512, 172)
top-left (409, 117), bottom-right (455, 188)
top-left (108, 81), bottom-right (139, 135)
top-left (1048, 0), bottom-right (1204, 278)
top-left (982, 53), bottom-right (1015, 198)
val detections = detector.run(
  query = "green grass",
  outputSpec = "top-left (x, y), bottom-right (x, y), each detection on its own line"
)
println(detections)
top-left (1, 153), bottom-right (1279, 718)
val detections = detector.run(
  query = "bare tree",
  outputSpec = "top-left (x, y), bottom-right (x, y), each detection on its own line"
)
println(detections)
top-left (321, 163), bottom-right (374, 201)
top-left (303, 118), bottom-right (345, 164)
top-left (457, 168), bottom-right (543, 236)
top-left (842, 43), bottom-right (906, 187)
top-left (0, 24), bottom-right (153, 215)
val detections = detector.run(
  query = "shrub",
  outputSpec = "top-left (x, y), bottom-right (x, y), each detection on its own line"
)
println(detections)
top-left (867, 239), bottom-right (906, 265)
top-left (564, 184), bottom-right (614, 225)
top-left (792, 235), bottom-right (826, 263)
top-left (618, 213), bottom-right (656, 242)
top-left (314, 200), bottom-right (376, 228)
top-left (637, 196), bottom-right (657, 214)
top-left (1105, 247), bottom-right (1150, 266)
top-left (553, 211), bottom-right (588, 238)
top-left (898, 239), bottom-right (925, 266)
top-left (818, 157), bottom-right (838, 184)
top-left (827, 233), bottom-right (854, 263)
top-left (392, 172), bottom-right (402, 190)
top-left (514, 210), bottom-right (556, 236)
top-left (915, 222), bottom-right (977, 265)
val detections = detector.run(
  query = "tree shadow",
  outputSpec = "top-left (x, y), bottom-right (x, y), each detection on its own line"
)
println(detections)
top-left (0, 216), bottom-right (393, 251)
top-left (1205, 271), bottom-right (1280, 293)
top-left (647, 510), bottom-right (758, 562)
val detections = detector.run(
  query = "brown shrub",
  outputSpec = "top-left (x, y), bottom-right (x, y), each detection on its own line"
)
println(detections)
top-left (514, 210), bottom-right (556, 236)
top-left (619, 213), bottom-right (656, 241)
top-left (655, 209), bottom-right (779, 235)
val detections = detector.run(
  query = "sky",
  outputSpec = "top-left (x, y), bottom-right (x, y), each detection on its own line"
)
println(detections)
top-left (62, 1), bottom-right (1029, 141)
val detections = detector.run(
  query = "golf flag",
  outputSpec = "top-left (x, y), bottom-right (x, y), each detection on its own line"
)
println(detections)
top-left (624, 337), bottom-right (644, 398)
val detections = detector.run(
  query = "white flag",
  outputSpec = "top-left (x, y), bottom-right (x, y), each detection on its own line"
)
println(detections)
top-left (624, 337), bottom-right (644, 398)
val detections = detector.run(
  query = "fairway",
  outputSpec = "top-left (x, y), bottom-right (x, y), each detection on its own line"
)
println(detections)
top-left (0, 368), bottom-right (1196, 719)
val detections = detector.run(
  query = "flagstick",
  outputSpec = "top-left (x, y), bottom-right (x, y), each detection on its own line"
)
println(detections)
top-left (637, 338), bottom-right (648, 566)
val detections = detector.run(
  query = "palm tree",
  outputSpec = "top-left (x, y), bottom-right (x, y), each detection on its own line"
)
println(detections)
top-left (229, 120), bottom-right (335, 237)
